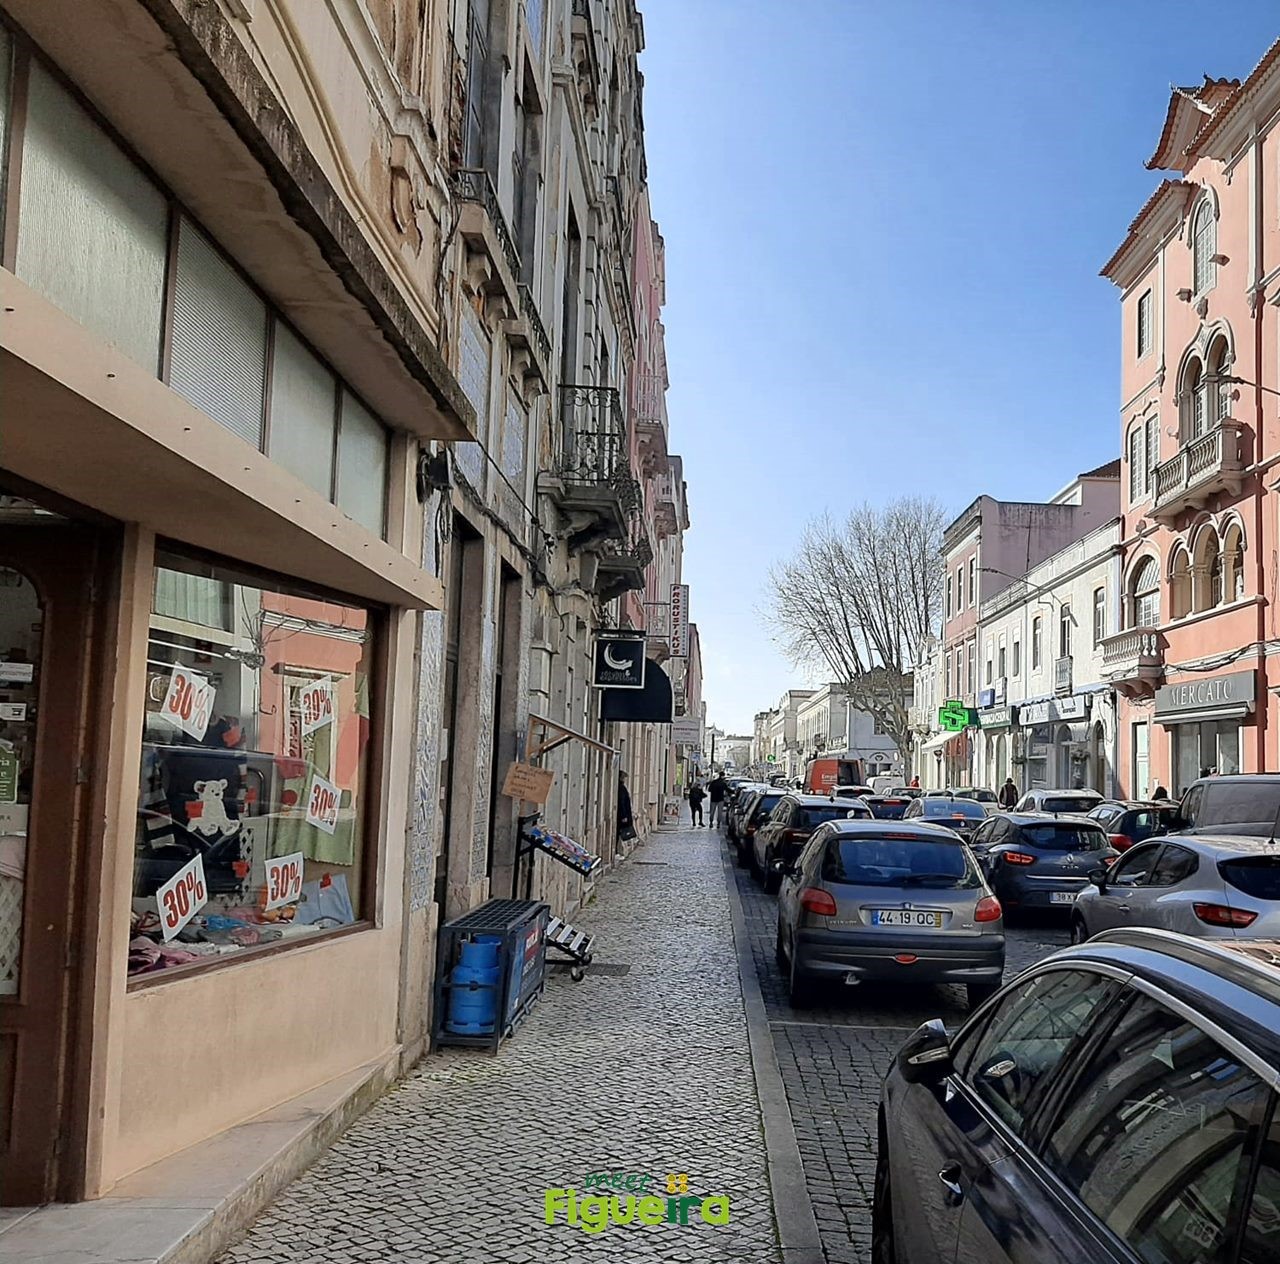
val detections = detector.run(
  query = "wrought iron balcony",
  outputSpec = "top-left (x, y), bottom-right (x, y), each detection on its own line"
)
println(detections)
top-left (542, 385), bottom-right (634, 546)
top-left (595, 512), bottom-right (654, 603)
top-left (454, 167), bottom-right (520, 288)
top-left (1099, 627), bottom-right (1165, 698)
top-left (1151, 423), bottom-right (1244, 522)
top-left (517, 284), bottom-right (551, 368)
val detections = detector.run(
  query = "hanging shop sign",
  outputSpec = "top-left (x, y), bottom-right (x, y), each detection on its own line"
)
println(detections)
top-left (938, 699), bottom-right (977, 731)
top-left (601, 658), bottom-right (673, 723)
top-left (670, 583), bottom-right (690, 657)
top-left (671, 715), bottom-right (701, 744)
top-left (501, 761), bottom-right (556, 804)
top-left (978, 706), bottom-right (1016, 730)
top-left (156, 853), bottom-right (208, 942)
top-left (978, 688), bottom-right (995, 708)
top-left (1020, 694), bottom-right (1092, 727)
top-left (592, 636), bottom-right (646, 689)
top-left (263, 852), bottom-right (305, 912)
top-left (1155, 669), bottom-right (1256, 722)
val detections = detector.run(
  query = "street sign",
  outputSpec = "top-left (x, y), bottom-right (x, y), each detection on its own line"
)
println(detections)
top-left (592, 636), bottom-right (646, 689)
top-left (938, 699), bottom-right (976, 731)
top-left (670, 584), bottom-right (690, 657)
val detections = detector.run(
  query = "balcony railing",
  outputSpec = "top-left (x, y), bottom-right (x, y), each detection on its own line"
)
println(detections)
top-left (454, 167), bottom-right (520, 283)
top-left (1151, 423), bottom-right (1244, 519)
top-left (1054, 655), bottom-right (1072, 696)
top-left (517, 283), bottom-right (551, 367)
top-left (1099, 627), bottom-right (1165, 696)
top-left (557, 384), bottom-right (628, 488)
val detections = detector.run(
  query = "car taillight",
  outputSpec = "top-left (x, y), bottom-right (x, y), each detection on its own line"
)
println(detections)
top-left (1003, 852), bottom-right (1036, 866)
top-left (784, 829), bottom-right (808, 842)
top-left (974, 896), bottom-right (1002, 923)
top-left (799, 888), bottom-right (837, 916)
top-left (1193, 902), bottom-right (1258, 928)
top-left (1109, 833), bottom-right (1133, 851)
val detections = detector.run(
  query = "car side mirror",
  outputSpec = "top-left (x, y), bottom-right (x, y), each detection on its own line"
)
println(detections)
top-left (1087, 867), bottom-right (1108, 891)
top-left (896, 1019), bottom-right (953, 1085)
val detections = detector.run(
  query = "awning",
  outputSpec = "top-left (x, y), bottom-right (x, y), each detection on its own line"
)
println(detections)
top-left (601, 659), bottom-right (673, 724)
top-left (525, 713), bottom-right (618, 761)
top-left (1158, 704), bottom-right (1255, 726)
top-left (918, 730), bottom-right (959, 755)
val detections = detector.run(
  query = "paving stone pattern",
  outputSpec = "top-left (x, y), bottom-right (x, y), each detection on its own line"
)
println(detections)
top-left (727, 840), bottom-right (1069, 1264)
top-left (220, 828), bottom-right (780, 1264)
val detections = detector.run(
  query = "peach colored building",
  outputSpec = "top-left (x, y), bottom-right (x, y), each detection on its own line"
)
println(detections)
top-left (1102, 47), bottom-right (1280, 795)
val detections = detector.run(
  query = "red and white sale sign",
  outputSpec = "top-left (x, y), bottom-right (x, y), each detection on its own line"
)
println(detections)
top-left (161, 667), bottom-right (213, 740)
top-left (305, 773), bottom-right (340, 835)
top-left (156, 853), bottom-right (208, 942)
top-left (299, 677), bottom-right (334, 736)
top-left (263, 851), bottom-right (305, 911)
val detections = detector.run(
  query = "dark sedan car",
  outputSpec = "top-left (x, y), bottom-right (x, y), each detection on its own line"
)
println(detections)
top-left (903, 794), bottom-right (987, 840)
top-left (1086, 799), bottom-right (1179, 851)
top-left (863, 793), bottom-right (912, 821)
top-left (734, 788), bottom-right (785, 868)
top-left (752, 793), bottom-right (860, 891)
top-left (874, 927), bottom-right (1280, 1264)
top-left (967, 812), bottom-right (1116, 914)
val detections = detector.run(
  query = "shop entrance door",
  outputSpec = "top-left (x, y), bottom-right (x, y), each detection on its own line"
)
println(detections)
top-left (0, 516), bottom-right (103, 1204)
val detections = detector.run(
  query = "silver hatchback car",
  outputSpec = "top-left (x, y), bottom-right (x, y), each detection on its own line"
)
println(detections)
top-left (1071, 834), bottom-right (1280, 942)
top-left (774, 820), bottom-right (1005, 1010)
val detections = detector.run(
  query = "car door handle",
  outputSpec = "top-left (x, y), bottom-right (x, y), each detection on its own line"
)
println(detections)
top-left (938, 1164), bottom-right (964, 1207)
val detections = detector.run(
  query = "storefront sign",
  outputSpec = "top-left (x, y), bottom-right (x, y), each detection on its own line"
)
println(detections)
top-left (938, 700), bottom-right (977, 731)
top-left (592, 636), bottom-right (646, 689)
top-left (299, 677), bottom-right (335, 735)
top-left (0, 749), bottom-right (18, 803)
top-left (1155, 669), bottom-right (1256, 719)
top-left (671, 715), bottom-right (700, 744)
top-left (661, 797), bottom-right (681, 825)
top-left (0, 662), bottom-right (34, 684)
top-left (263, 852), bottom-right (305, 911)
top-left (161, 666), bottom-right (213, 740)
top-left (1021, 694), bottom-right (1092, 726)
top-left (501, 761), bottom-right (556, 804)
top-left (670, 584), bottom-right (690, 658)
top-left (156, 853), bottom-right (208, 942)
top-left (978, 706), bottom-right (1015, 729)
top-left (0, 703), bottom-right (27, 722)
top-left (305, 772), bottom-right (340, 834)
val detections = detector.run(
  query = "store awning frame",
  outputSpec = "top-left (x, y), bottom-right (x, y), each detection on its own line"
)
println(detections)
top-left (1157, 704), bottom-right (1255, 726)
top-left (525, 712), bottom-right (618, 761)
top-left (918, 730), bottom-right (959, 755)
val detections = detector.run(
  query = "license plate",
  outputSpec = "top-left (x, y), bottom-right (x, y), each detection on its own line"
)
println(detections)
top-left (1050, 892), bottom-right (1077, 905)
top-left (870, 909), bottom-right (943, 928)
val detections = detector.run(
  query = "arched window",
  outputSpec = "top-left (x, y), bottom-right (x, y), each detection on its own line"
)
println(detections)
top-left (1205, 336), bottom-right (1231, 428)
top-left (1222, 521), bottom-right (1245, 602)
top-left (1193, 200), bottom-right (1217, 294)
top-left (1169, 546), bottom-right (1192, 621)
top-left (1182, 357), bottom-right (1208, 440)
top-left (1130, 558), bottom-right (1160, 628)
top-left (1192, 528), bottom-right (1222, 613)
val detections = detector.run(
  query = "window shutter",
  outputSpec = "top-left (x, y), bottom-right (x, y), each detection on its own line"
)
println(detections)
top-left (169, 219), bottom-right (267, 448)
top-left (268, 321), bottom-right (337, 498)
top-left (336, 391), bottom-right (388, 537)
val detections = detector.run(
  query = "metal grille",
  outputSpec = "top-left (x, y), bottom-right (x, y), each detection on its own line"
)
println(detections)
top-left (447, 897), bottom-right (545, 932)
top-left (455, 167), bottom-right (521, 281)
top-left (557, 385), bottom-right (627, 486)
top-left (0, 875), bottom-right (22, 995)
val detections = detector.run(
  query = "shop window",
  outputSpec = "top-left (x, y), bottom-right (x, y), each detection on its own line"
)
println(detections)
top-left (1174, 721), bottom-right (1240, 789)
top-left (169, 219), bottom-right (268, 448)
top-left (130, 548), bottom-right (376, 979)
top-left (336, 391), bottom-right (389, 536)
top-left (268, 322), bottom-right (338, 499)
top-left (15, 62), bottom-right (168, 372)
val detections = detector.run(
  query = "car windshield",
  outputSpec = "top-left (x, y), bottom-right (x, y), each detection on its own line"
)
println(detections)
top-left (1018, 824), bottom-right (1108, 851)
top-left (823, 837), bottom-right (980, 889)
top-left (921, 798), bottom-right (985, 819)
top-left (1219, 857), bottom-right (1280, 900)
top-left (1040, 794), bottom-right (1102, 814)
top-left (797, 805), bottom-right (850, 829)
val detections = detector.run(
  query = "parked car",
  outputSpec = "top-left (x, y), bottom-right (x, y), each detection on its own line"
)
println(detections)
top-left (903, 794), bottom-right (987, 840)
top-left (874, 926), bottom-right (1280, 1264)
top-left (1011, 787), bottom-right (1104, 815)
top-left (862, 793), bottom-right (912, 821)
top-left (1071, 834), bottom-right (1280, 943)
top-left (1086, 798), bottom-right (1179, 850)
top-left (774, 820), bottom-right (1004, 1009)
top-left (969, 811), bottom-right (1116, 914)
top-left (723, 781), bottom-right (765, 842)
top-left (735, 789), bottom-right (786, 868)
top-left (832, 783), bottom-right (875, 800)
top-left (953, 786), bottom-right (997, 804)
top-left (1174, 773), bottom-right (1280, 837)
top-left (754, 793), bottom-right (866, 891)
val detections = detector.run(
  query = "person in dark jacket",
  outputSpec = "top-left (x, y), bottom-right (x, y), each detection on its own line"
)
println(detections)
top-left (707, 773), bottom-right (728, 829)
top-left (617, 771), bottom-right (635, 841)
top-left (1152, 785), bottom-right (1170, 800)
top-left (687, 781), bottom-right (706, 827)
top-left (997, 777), bottom-right (1019, 809)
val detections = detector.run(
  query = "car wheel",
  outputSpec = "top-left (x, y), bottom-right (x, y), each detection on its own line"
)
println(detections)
top-left (788, 952), bottom-right (815, 1008)
top-left (871, 1119), bottom-right (896, 1264)
top-left (966, 981), bottom-right (1001, 1012)
top-left (1070, 915), bottom-right (1089, 945)
top-left (763, 850), bottom-right (782, 894)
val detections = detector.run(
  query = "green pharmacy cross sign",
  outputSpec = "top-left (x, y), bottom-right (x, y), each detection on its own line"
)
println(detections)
top-left (938, 699), bottom-right (978, 732)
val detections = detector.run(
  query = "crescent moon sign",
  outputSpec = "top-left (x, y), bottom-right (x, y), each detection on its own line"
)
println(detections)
top-left (603, 644), bottom-right (633, 671)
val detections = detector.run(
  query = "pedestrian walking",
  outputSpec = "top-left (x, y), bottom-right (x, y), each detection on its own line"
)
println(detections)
top-left (617, 771), bottom-right (636, 843)
top-left (687, 780), bottom-right (706, 827)
top-left (1152, 784), bottom-right (1170, 800)
top-left (707, 771), bottom-right (728, 829)
top-left (909, 775), bottom-right (920, 789)
top-left (997, 777), bottom-right (1018, 809)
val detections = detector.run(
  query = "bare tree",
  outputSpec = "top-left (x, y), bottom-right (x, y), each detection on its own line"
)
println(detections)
top-left (767, 497), bottom-right (945, 763)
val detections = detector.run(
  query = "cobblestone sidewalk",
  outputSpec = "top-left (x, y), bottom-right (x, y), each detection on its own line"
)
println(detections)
top-left (220, 828), bottom-right (781, 1264)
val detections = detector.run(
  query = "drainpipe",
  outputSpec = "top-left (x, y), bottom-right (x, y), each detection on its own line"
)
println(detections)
top-left (1251, 120), bottom-right (1267, 773)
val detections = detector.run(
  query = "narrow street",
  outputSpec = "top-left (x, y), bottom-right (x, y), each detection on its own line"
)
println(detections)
top-left (213, 827), bottom-right (1068, 1264)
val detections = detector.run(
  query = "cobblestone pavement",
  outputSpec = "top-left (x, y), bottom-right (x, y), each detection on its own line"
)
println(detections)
top-left (220, 827), bottom-right (780, 1264)
top-left (725, 832), bottom-right (1069, 1264)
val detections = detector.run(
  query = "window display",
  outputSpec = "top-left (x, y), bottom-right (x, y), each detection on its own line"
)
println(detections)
top-left (130, 548), bottom-right (376, 978)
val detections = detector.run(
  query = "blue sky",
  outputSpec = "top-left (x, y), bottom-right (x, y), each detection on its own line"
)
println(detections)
top-left (638, 0), bottom-right (1280, 734)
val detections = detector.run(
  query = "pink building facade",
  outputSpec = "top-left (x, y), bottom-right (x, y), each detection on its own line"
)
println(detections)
top-left (1102, 48), bottom-right (1280, 795)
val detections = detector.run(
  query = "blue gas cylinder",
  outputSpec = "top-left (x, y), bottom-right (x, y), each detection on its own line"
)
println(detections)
top-left (445, 937), bottom-right (502, 1034)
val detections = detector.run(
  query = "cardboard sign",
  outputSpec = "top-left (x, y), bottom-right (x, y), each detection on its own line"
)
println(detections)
top-left (263, 852), bottom-right (305, 911)
top-left (305, 773), bottom-right (340, 835)
top-left (156, 853), bottom-right (208, 942)
top-left (501, 761), bottom-right (556, 804)
top-left (161, 667), bottom-right (213, 740)
top-left (299, 677), bottom-right (335, 736)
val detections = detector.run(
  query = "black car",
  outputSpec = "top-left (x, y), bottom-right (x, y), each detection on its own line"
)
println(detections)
top-left (734, 789), bottom-right (785, 867)
top-left (875, 927), bottom-right (1280, 1264)
top-left (903, 794), bottom-right (987, 840)
top-left (1087, 799), bottom-right (1179, 851)
top-left (863, 793), bottom-right (912, 821)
